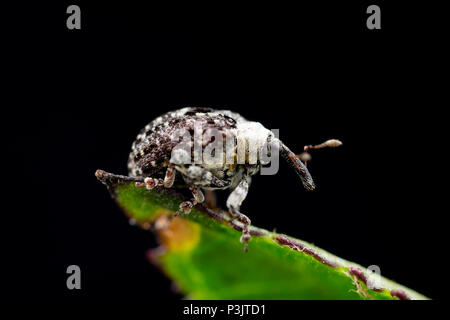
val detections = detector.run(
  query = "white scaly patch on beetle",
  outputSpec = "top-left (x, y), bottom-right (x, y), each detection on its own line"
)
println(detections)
top-left (236, 121), bottom-right (274, 165)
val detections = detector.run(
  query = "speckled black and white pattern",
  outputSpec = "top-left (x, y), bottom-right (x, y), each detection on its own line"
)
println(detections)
top-left (126, 106), bottom-right (317, 251)
top-left (128, 107), bottom-right (265, 188)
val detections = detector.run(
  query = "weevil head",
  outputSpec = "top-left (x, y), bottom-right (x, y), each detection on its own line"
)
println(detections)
top-left (233, 121), bottom-right (315, 191)
top-left (235, 120), bottom-right (275, 165)
top-left (236, 121), bottom-right (274, 147)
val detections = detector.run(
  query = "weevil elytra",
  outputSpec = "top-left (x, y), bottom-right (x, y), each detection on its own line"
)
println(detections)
top-left (101, 107), bottom-right (342, 251)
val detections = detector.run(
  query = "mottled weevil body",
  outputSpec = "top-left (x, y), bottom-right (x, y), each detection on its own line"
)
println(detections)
top-left (127, 107), bottom-right (341, 251)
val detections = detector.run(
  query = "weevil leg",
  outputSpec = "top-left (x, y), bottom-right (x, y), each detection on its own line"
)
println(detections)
top-left (135, 177), bottom-right (164, 190)
top-left (163, 163), bottom-right (176, 188)
top-left (96, 170), bottom-right (144, 185)
top-left (175, 184), bottom-right (205, 216)
top-left (226, 175), bottom-right (252, 252)
top-left (95, 169), bottom-right (147, 193)
top-left (135, 164), bottom-right (177, 189)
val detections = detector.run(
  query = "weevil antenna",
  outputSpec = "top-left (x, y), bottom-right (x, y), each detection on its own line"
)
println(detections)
top-left (304, 139), bottom-right (343, 152)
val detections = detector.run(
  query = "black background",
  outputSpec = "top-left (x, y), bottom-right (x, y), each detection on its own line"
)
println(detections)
top-left (5, 1), bottom-right (445, 300)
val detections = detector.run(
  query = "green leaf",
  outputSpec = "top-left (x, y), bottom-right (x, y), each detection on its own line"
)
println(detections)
top-left (96, 170), bottom-right (429, 300)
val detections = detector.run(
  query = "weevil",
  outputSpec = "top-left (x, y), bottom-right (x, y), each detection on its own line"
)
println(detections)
top-left (122, 107), bottom-right (341, 251)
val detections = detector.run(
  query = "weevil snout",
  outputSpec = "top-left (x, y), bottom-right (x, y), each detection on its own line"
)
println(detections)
top-left (279, 141), bottom-right (316, 191)
top-left (279, 138), bottom-right (343, 191)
